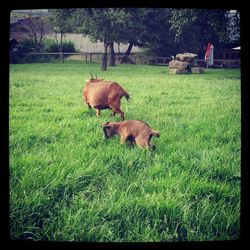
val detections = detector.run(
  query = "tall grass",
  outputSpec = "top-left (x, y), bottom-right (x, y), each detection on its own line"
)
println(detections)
top-left (9, 62), bottom-right (241, 241)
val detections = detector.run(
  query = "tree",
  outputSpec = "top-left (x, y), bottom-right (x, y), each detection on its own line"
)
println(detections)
top-left (68, 8), bottom-right (130, 70)
top-left (135, 8), bottom-right (177, 56)
top-left (48, 9), bottom-right (72, 62)
top-left (115, 8), bottom-right (240, 58)
top-left (68, 8), bottom-right (161, 68)
top-left (168, 9), bottom-right (239, 56)
top-left (110, 8), bottom-right (146, 62)
top-left (108, 42), bottom-right (115, 66)
top-left (21, 14), bottom-right (47, 52)
top-left (111, 8), bottom-right (177, 58)
top-left (227, 10), bottom-right (240, 42)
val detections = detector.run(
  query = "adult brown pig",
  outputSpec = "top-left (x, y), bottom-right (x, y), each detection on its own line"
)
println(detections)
top-left (103, 120), bottom-right (160, 149)
top-left (82, 75), bottom-right (130, 121)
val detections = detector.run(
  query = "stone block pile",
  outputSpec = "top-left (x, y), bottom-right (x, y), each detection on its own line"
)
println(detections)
top-left (169, 53), bottom-right (205, 74)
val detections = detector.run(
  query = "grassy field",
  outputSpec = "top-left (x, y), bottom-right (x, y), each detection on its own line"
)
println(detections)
top-left (9, 62), bottom-right (241, 242)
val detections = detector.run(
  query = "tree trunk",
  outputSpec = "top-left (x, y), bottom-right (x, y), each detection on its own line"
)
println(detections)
top-left (125, 43), bottom-right (133, 56)
top-left (60, 32), bottom-right (64, 63)
top-left (120, 43), bottom-right (133, 63)
top-left (102, 42), bottom-right (108, 71)
top-left (108, 42), bottom-right (115, 66)
top-left (117, 42), bottom-right (121, 57)
top-left (55, 32), bottom-right (60, 52)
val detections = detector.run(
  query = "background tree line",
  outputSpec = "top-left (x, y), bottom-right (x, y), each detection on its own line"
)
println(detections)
top-left (24, 8), bottom-right (241, 70)
top-left (48, 8), bottom-right (239, 70)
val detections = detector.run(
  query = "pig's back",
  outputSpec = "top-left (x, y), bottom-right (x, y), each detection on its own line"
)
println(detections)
top-left (87, 83), bottom-right (110, 106)
top-left (121, 120), bottom-right (152, 137)
top-left (88, 82), bottom-right (123, 106)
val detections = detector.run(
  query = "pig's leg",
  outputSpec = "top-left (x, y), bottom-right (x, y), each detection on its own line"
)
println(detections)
top-left (117, 109), bottom-right (124, 121)
top-left (135, 137), bottom-right (149, 149)
top-left (109, 100), bottom-right (124, 121)
top-left (110, 106), bottom-right (124, 121)
top-left (147, 134), bottom-right (156, 150)
top-left (141, 134), bottom-right (156, 150)
top-left (96, 109), bottom-right (101, 116)
top-left (110, 110), bottom-right (116, 117)
top-left (120, 135), bottom-right (127, 144)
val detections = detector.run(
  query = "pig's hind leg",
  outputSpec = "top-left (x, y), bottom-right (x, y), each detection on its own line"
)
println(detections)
top-left (135, 137), bottom-right (149, 149)
top-left (108, 98), bottom-right (124, 120)
top-left (109, 104), bottom-right (124, 121)
top-left (147, 133), bottom-right (156, 150)
top-left (135, 134), bottom-right (156, 150)
top-left (96, 109), bottom-right (101, 116)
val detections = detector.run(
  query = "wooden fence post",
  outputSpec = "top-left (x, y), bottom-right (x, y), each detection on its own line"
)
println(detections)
top-left (61, 52), bottom-right (64, 63)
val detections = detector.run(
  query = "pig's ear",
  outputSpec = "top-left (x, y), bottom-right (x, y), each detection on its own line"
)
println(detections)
top-left (103, 122), bottom-right (110, 127)
top-left (103, 123), bottom-right (111, 130)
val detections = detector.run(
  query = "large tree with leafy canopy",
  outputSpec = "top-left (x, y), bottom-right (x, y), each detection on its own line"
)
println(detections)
top-left (168, 9), bottom-right (240, 56)
top-left (68, 8), bottom-right (131, 70)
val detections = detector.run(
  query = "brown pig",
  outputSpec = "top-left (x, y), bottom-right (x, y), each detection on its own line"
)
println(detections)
top-left (103, 120), bottom-right (160, 149)
top-left (82, 75), bottom-right (130, 120)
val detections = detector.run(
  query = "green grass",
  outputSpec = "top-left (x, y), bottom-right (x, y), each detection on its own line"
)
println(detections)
top-left (9, 62), bottom-right (241, 242)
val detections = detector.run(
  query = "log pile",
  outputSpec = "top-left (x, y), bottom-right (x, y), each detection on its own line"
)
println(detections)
top-left (169, 53), bottom-right (204, 74)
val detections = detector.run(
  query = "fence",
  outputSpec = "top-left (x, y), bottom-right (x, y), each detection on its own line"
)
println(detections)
top-left (19, 53), bottom-right (172, 65)
top-left (18, 52), bottom-right (156, 64)
top-left (138, 57), bottom-right (241, 68)
top-left (196, 59), bottom-right (241, 68)
top-left (10, 52), bottom-right (240, 68)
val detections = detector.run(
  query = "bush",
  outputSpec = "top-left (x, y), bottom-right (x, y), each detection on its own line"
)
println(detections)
top-left (12, 53), bottom-right (60, 64)
top-left (11, 38), bottom-right (76, 63)
top-left (43, 38), bottom-right (76, 53)
top-left (61, 41), bottom-right (76, 53)
top-left (17, 39), bottom-right (35, 53)
top-left (43, 38), bottom-right (59, 52)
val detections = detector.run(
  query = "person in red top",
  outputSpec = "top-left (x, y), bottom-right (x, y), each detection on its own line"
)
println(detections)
top-left (205, 42), bottom-right (211, 67)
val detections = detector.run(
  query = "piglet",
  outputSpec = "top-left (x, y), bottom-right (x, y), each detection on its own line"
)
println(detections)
top-left (103, 120), bottom-right (160, 149)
